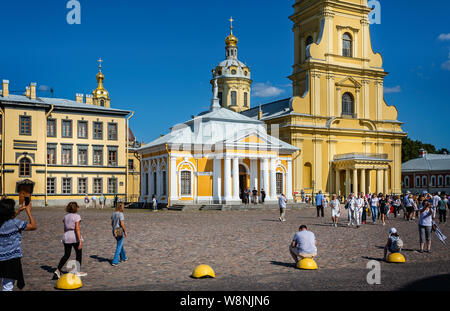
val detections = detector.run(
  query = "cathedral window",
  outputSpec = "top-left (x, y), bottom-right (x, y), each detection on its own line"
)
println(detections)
top-left (342, 92), bottom-right (355, 117)
top-left (231, 91), bottom-right (237, 106)
top-left (343, 33), bottom-right (353, 57)
top-left (244, 92), bottom-right (248, 107)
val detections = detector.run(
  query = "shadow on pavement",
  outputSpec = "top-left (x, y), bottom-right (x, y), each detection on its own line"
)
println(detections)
top-left (362, 256), bottom-right (384, 262)
top-left (90, 255), bottom-right (111, 263)
top-left (400, 274), bottom-right (450, 291)
top-left (40, 265), bottom-right (54, 274)
top-left (270, 261), bottom-right (296, 268)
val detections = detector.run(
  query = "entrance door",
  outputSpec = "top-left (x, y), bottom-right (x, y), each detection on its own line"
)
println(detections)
top-left (239, 165), bottom-right (248, 202)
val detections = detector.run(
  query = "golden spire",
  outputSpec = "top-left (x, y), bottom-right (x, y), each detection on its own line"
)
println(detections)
top-left (93, 57), bottom-right (109, 103)
top-left (225, 16), bottom-right (238, 47)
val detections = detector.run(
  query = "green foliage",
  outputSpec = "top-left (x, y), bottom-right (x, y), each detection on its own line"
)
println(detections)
top-left (402, 137), bottom-right (449, 163)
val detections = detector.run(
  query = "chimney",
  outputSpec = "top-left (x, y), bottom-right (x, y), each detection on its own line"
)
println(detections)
top-left (419, 148), bottom-right (427, 158)
top-left (75, 93), bottom-right (84, 103)
top-left (30, 82), bottom-right (37, 99)
top-left (2, 80), bottom-right (9, 97)
top-left (25, 86), bottom-right (31, 98)
top-left (85, 94), bottom-right (93, 105)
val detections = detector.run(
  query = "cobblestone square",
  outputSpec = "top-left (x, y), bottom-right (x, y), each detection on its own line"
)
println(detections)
top-left (16, 207), bottom-right (450, 291)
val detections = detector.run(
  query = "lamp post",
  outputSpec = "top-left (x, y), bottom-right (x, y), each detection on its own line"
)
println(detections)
top-left (312, 180), bottom-right (315, 205)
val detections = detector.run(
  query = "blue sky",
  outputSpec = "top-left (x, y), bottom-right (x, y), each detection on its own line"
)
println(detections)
top-left (1, 0), bottom-right (449, 149)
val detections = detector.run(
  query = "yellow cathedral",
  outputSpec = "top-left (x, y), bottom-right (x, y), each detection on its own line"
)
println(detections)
top-left (242, 0), bottom-right (407, 197)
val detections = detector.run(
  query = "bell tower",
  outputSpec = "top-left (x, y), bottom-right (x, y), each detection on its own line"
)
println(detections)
top-left (210, 17), bottom-right (253, 112)
top-left (92, 58), bottom-right (111, 107)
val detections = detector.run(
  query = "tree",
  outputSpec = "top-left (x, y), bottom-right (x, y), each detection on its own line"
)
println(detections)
top-left (402, 137), bottom-right (449, 163)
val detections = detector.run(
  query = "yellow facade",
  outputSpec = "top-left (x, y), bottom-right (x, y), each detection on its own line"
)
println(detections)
top-left (269, 0), bottom-right (407, 196)
top-left (0, 65), bottom-right (135, 207)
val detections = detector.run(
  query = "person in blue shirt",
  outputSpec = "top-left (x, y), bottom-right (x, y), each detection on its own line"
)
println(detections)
top-left (0, 199), bottom-right (37, 291)
top-left (315, 191), bottom-right (325, 218)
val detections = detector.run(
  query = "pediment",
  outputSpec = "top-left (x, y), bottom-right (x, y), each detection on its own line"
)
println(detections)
top-left (335, 77), bottom-right (361, 89)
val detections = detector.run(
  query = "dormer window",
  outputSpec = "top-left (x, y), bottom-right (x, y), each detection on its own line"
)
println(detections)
top-left (343, 33), bottom-right (353, 57)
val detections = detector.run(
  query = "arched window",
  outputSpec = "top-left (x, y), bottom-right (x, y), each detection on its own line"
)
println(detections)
top-left (404, 176), bottom-right (410, 188)
top-left (446, 175), bottom-right (450, 187)
top-left (180, 171), bottom-right (192, 196)
top-left (342, 93), bottom-right (354, 116)
top-left (438, 175), bottom-right (444, 187)
top-left (19, 158), bottom-right (31, 177)
top-left (422, 176), bottom-right (428, 187)
top-left (243, 92), bottom-right (248, 107)
top-left (276, 172), bottom-right (284, 195)
top-left (430, 176), bottom-right (436, 187)
top-left (415, 176), bottom-right (421, 188)
top-left (343, 33), bottom-right (352, 57)
top-left (218, 92), bottom-right (223, 106)
top-left (230, 91), bottom-right (237, 106)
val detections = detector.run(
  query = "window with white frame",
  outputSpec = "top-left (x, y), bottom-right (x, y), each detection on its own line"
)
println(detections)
top-left (422, 176), bottom-right (428, 187)
top-left (415, 176), bottom-right (421, 188)
top-left (430, 176), bottom-right (436, 187)
top-left (108, 178), bottom-right (117, 194)
top-left (446, 175), bottom-right (450, 187)
top-left (62, 178), bottom-right (72, 194)
top-left (47, 178), bottom-right (56, 194)
top-left (78, 178), bottom-right (87, 194)
top-left (93, 178), bottom-right (103, 194)
top-left (404, 176), bottom-right (410, 188)
top-left (180, 171), bottom-right (192, 196)
top-left (162, 171), bottom-right (167, 196)
top-left (438, 175), bottom-right (444, 187)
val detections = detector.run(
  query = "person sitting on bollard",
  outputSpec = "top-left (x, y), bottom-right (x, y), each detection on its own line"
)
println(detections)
top-left (289, 225), bottom-right (317, 264)
top-left (383, 228), bottom-right (403, 261)
top-left (0, 199), bottom-right (37, 291)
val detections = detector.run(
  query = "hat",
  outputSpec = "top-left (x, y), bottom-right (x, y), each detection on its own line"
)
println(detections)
top-left (389, 228), bottom-right (397, 235)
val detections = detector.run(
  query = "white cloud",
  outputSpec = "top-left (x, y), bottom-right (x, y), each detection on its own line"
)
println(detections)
top-left (438, 33), bottom-right (450, 41)
top-left (384, 85), bottom-right (402, 94)
top-left (252, 82), bottom-right (285, 98)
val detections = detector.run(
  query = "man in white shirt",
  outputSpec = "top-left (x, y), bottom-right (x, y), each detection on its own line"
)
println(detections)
top-left (355, 193), bottom-right (365, 228)
top-left (278, 194), bottom-right (287, 222)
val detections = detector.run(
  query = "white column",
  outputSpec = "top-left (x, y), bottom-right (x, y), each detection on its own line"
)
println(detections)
top-left (263, 158), bottom-right (270, 196)
top-left (270, 158), bottom-right (277, 200)
top-left (156, 160), bottom-right (161, 199)
top-left (148, 168), bottom-right (153, 198)
top-left (353, 168), bottom-right (358, 195)
top-left (250, 159), bottom-right (258, 191)
top-left (213, 158), bottom-right (222, 203)
top-left (286, 159), bottom-right (293, 200)
top-left (232, 157), bottom-right (240, 200)
top-left (367, 170), bottom-right (372, 194)
top-left (224, 157), bottom-right (232, 201)
top-left (140, 163), bottom-right (145, 201)
top-left (170, 157), bottom-right (178, 202)
top-left (335, 169), bottom-right (341, 195)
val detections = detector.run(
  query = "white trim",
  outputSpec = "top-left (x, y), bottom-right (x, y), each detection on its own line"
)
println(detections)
top-left (179, 170), bottom-right (194, 198)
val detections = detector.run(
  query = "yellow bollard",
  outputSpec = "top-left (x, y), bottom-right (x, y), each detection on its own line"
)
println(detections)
top-left (297, 258), bottom-right (318, 270)
top-left (55, 273), bottom-right (83, 290)
top-left (191, 265), bottom-right (215, 279)
top-left (387, 253), bottom-right (406, 263)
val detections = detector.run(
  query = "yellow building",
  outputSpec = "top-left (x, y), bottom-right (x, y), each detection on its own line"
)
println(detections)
top-left (242, 0), bottom-right (406, 197)
top-left (0, 62), bottom-right (136, 207)
top-left (127, 127), bottom-right (141, 203)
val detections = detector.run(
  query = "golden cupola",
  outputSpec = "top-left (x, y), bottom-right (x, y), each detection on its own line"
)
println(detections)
top-left (225, 18), bottom-right (238, 47)
top-left (92, 58), bottom-right (111, 107)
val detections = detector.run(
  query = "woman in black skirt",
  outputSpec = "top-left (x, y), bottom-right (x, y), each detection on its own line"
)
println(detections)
top-left (0, 199), bottom-right (37, 291)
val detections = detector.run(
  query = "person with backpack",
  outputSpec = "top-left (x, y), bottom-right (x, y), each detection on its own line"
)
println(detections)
top-left (383, 228), bottom-right (403, 261)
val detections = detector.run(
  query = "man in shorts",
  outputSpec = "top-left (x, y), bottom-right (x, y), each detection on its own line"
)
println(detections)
top-left (289, 225), bottom-right (317, 264)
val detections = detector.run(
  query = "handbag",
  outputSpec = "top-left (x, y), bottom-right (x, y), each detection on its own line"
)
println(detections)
top-left (114, 227), bottom-right (124, 238)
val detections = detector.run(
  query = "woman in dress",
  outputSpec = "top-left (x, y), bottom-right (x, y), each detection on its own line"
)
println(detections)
top-left (330, 194), bottom-right (341, 227)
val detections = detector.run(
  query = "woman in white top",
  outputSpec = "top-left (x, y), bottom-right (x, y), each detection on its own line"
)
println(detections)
top-left (330, 194), bottom-right (341, 227)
